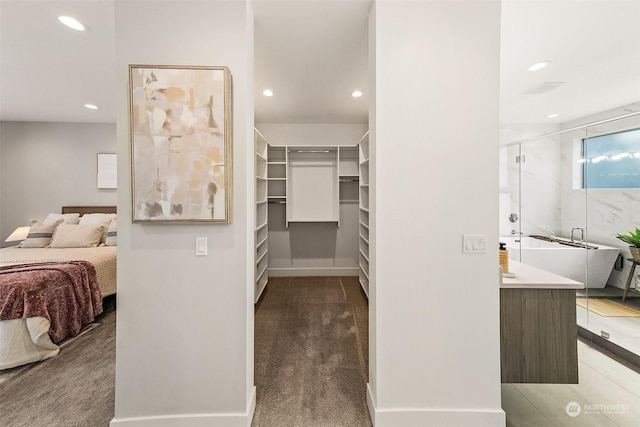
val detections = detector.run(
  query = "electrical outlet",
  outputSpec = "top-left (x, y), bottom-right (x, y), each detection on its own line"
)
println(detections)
top-left (601, 330), bottom-right (610, 340)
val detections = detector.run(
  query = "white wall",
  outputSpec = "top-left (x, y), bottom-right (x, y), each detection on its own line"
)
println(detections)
top-left (112, 1), bottom-right (255, 426)
top-left (256, 123), bottom-right (367, 147)
top-left (0, 121), bottom-right (117, 245)
top-left (368, 1), bottom-right (504, 426)
top-left (256, 123), bottom-right (366, 276)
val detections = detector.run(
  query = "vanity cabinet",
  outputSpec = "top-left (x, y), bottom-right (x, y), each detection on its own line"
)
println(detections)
top-left (500, 261), bottom-right (582, 384)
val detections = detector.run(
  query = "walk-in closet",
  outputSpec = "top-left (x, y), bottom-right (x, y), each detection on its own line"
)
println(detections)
top-left (254, 127), bottom-right (370, 302)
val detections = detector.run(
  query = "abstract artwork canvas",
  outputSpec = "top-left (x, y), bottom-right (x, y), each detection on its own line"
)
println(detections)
top-left (129, 65), bottom-right (232, 223)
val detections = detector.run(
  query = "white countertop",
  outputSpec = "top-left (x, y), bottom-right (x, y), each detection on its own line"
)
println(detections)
top-left (500, 260), bottom-right (585, 289)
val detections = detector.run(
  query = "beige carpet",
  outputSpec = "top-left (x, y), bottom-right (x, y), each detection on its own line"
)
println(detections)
top-left (0, 322), bottom-right (101, 385)
top-left (252, 276), bottom-right (371, 427)
top-left (0, 297), bottom-right (116, 426)
top-left (576, 298), bottom-right (640, 317)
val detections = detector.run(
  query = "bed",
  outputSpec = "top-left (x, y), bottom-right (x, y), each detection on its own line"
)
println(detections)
top-left (0, 206), bottom-right (117, 369)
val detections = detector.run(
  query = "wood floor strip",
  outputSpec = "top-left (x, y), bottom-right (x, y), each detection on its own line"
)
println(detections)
top-left (576, 298), bottom-right (640, 317)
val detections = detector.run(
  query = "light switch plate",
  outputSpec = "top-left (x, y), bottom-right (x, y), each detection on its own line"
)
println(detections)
top-left (196, 236), bottom-right (207, 256)
top-left (463, 234), bottom-right (487, 254)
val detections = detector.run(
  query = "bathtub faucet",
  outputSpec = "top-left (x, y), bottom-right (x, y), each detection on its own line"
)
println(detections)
top-left (571, 227), bottom-right (585, 243)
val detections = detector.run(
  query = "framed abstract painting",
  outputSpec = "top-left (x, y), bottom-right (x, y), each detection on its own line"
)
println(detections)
top-left (128, 65), bottom-right (232, 223)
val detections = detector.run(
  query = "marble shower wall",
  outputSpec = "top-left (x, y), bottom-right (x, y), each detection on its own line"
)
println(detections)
top-left (500, 114), bottom-right (640, 289)
top-left (560, 114), bottom-right (640, 290)
top-left (499, 127), bottom-right (562, 238)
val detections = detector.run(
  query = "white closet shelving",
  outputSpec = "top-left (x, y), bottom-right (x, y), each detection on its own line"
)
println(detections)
top-left (338, 146), bottom-right (360, 220)
top-left (255, 129), bottom-right (269, 303)
top-left (266, 144), bottom-right (359, 227)
top-left (267, 145), bottom-right (287, 204)
top-left (287, 146), bottom-right (339, 225)
top-left (358, 132), bottom-right (370, 296)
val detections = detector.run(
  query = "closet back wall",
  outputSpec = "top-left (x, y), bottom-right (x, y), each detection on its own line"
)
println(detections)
top-left (257, 123), bottom-right (367, 276)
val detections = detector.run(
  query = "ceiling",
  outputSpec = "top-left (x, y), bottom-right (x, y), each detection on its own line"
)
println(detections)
top-left (1, 0), bottom-right (639, 126)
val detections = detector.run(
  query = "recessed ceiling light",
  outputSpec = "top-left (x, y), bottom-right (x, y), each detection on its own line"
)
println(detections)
top-left (352, 90), bottom-right (363, 98)
top-left (546, 113), bottom-right (559, 119)
top-left (84, 104), bottom-right (99, 110)
top-left (528, 60), bottom-right (551, 71)
top-left (58, 16), bottom-right (87, 31)
top-left (262, 89), bottom-right (274, 97)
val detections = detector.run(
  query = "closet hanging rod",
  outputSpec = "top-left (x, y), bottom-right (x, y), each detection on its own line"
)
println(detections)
top-left (339, 178), bottom-right (359, 182)
top-left (288, 149), bottom-right (332, 153)
top-left (268, 200), bottom-right (286, 204)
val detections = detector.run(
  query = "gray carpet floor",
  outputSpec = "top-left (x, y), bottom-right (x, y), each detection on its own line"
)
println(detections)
top-left (252, 276), bottom-right (372, 427)
top-left (0, 296), bottom-right (116, 427)
top-left (0, 277), bottom-right (371, 427)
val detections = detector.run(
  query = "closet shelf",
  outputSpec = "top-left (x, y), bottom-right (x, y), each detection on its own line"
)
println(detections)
top-left (256, 222), bottom-right (268, 232)
top-left (288, 218), bottom-right (338, 223)
top-left (257, 176), bottom-right (267, 181)
top-left (256, 250), bottom-right (268, 265)
top-left (268, 177), bottom-right (286, 181)
top-left (257, 199), bottom-right (268, 205)
top-left (268, 161), bottom-right (286, 165)
top-left (256, 236), bottom-right (268, 248)
top-left (358, 131), bottom-right (370, 297)
top-left (256, 263), bottom-right (268, 281)
top-left (256, 153), bottom-right (267, 162)
top-left (359, 264), bottom-right (369, 280)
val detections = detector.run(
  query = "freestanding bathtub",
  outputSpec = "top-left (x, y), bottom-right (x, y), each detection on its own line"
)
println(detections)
top-left (501, 236), bottom-right (620, 288)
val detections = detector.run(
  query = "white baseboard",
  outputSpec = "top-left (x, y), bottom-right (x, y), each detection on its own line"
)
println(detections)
top-left (367, 383), bottom-right (505, 427)
top-left (268, 267), bottom-right (358, 277)
top-left (110, 387), bottom-right (256, 427)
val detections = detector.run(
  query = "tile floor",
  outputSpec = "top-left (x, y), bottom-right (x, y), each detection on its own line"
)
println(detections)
top-left (502, 340), bottom-right (640, 426)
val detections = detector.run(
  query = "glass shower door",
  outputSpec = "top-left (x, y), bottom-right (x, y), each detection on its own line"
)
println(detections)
top-left (584, 114), bottom-right (640, 357)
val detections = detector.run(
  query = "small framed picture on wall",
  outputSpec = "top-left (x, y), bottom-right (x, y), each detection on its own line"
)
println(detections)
top-left (97, 153), bottom-right (117, 189)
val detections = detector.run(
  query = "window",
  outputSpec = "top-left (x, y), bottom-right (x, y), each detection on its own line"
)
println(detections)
top-left (582, 127), bottom-right (640, 189)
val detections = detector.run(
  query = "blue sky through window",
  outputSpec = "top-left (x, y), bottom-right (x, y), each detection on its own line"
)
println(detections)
top-left (583, 128), bottom-right (640, 189)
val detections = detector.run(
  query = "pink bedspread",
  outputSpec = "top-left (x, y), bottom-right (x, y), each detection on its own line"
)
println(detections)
top-left (0, 261), bottom-right (103, 344)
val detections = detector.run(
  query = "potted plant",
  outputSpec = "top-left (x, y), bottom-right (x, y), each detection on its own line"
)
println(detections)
top-left (614, 226), bottom-right (640, 261)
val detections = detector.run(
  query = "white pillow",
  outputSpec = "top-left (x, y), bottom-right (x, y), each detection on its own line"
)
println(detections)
top-left (42, 212), bottom-right (80, 225)
top-left (20, 221), bottom-right (61, 248)
top-left (78, 213), bottom-right (117, 226)
top-left (105, 218), bottom-right (117, 246)
top-left (49, 223), bottom-right (103, 248)
top-left (79, 213), bottom-right (117, 243)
